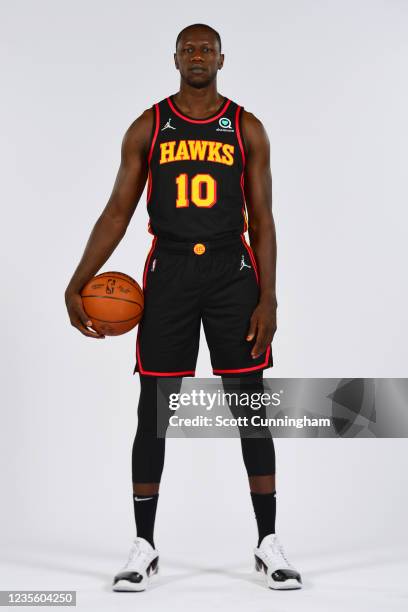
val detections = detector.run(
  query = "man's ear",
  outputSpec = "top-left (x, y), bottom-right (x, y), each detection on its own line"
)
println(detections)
top-left (174, 52), bottom-right (179, 69)
top-left (218, 53), bottom-right (225, 70)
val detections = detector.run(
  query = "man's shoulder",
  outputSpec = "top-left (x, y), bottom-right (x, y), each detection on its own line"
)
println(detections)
top-left (240, 109), bottom-right (269, 154)
top-left (128, 107), bottom-right (155, 131)
top-left (241, 108), bottom-right (263, 126)
top-left (122, 107), bottom-right (155, 156)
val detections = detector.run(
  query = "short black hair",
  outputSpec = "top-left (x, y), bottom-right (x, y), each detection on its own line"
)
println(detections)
top-left (175, 23), bottom-right (222, 52)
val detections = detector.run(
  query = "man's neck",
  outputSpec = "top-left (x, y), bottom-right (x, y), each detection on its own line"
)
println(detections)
top-left (172, 83), bottom-right (224, 118)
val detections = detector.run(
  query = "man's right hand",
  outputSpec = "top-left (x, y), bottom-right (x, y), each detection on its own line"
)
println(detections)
top-left (65, 291), bottom-right (105, 338)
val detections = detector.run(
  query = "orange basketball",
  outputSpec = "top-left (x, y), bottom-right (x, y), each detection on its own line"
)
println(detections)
top-left (81, 271), bottom-right (144, 336)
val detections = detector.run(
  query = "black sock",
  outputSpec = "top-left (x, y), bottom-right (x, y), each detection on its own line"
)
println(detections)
top-left (133, 493), bottom-right (159, 548)
top-left (250, 491), bottom-right (276, 547)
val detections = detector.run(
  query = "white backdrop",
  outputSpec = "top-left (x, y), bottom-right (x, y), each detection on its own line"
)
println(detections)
top-left (1, 1), bottom-right (407, 610)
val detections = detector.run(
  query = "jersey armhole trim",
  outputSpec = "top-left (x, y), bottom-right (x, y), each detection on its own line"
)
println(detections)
top-left (146, 104), bottom-right (160, 205)
top-left (147, 103), bottom-right (160, 164)
top-left (235, 105), bottom-right (246, 167)
top-left (236, 106), bottom-right (248, 232)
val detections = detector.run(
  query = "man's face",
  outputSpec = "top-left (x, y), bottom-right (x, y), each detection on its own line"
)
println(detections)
top-left (174, 29), bottom-right (224, 89)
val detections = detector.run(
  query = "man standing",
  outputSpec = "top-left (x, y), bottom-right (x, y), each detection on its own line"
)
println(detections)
top-left (65, 23), bottom-right (302, 592)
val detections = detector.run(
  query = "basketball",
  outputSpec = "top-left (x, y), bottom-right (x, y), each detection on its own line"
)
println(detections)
top-left (80, 271), bottom-right (144, 336)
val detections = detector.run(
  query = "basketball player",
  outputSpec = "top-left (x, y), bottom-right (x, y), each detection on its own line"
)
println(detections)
top-left (65, 24), bottom-right (302, 591)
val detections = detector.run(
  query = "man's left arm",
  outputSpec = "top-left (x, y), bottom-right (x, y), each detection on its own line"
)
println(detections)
top-left (241, 110), bottom-right (277, 359)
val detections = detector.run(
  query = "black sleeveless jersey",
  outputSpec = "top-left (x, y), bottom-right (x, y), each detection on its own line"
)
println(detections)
top-left (145, 95), bottom-right (248, 241)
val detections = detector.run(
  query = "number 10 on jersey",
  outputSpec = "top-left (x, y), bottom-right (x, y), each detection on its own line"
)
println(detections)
top-left (175, 173), bottom-right (217, 208)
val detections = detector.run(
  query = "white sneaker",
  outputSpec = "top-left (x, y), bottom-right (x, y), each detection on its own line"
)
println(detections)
top-left (254, 533), bottom-right (302, 590)
top-left (112, 537), bottom-right (159, 592)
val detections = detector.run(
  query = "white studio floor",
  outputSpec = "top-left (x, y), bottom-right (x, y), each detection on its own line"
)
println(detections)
top-left (1, 543), bottom-right (407, 612)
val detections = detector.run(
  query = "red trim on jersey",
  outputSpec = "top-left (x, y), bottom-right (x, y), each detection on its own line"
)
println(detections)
top-left (212, 346), bottom-right (271, 374)
top-left (242, 206), bottom-right (248, 233)
top-left (240, 173), bottom-right (248, 233)
top-left (146, 103), bottom-right (160, 205)
top-left (235, 106), bottom-right (246, 166)
top-left (146, 168), bottom-right (152, 204)
top-left (166, 96), bottom-right (231, 124)
top-left (235, 106), bottom-right (248, 233)
top-left (148, 103), bottom-right (160, 164)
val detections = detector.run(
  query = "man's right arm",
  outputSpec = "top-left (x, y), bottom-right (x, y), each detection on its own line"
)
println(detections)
top-left (64, 108), bottom-right (154, 338)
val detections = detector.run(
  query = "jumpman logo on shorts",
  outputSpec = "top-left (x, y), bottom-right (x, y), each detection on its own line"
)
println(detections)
top-left (240, 254), bottom-right (251, 270)
top-left (161, 118), bottom-right (176, 131)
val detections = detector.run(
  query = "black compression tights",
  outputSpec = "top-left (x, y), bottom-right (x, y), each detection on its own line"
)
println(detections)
top-left (132, 373), bottom-right (275, 490)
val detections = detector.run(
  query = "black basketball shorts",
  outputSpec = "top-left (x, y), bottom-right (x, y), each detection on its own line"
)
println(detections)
top-left (133, 233), bottom-right (273, 377)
